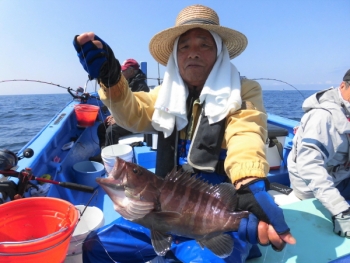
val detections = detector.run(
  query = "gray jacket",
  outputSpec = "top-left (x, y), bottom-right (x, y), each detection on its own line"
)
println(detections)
top-left (288, 87), bottom-right (350, 215)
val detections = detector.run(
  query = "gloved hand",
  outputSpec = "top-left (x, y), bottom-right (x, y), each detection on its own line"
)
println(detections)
top-left (73, 34), bottom-right (121, 87)
top-left (332, 208), bottom-right (350, 237)
top-left (238, 213), bottom-right (259, 245)
top-left (236, 178), bottom-right (290, 250)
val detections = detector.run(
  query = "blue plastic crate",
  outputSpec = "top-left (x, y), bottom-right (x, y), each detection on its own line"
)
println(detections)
top-left (134, 146), bottom-right (157, 169)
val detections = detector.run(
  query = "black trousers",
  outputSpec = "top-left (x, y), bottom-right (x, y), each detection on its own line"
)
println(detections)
top-left (97, 123), bottom-right (133, 148)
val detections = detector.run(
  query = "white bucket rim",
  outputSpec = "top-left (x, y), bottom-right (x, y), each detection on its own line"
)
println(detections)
top-left (72, 205), bottom-right (104, 238)
top-left (102, 144), bottom-right (133, 158)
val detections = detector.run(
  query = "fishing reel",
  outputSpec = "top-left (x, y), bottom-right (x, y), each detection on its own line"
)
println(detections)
top-left (0, 148), bottom-right (94, 203)
top-left (0, 148), bottom-right (36, 202)
top-left (0, 167), bottom-right (40, 202)
top-left (67, 79), bottom-right (100, 103)
top-left (0, 148), bottom-right (34, 171)
top-left (0, 149), bottom-right (18, 171)
top-left (67, 87), bottom-right (93, 103)
top-left (67, 87), bottom-right (100, 103)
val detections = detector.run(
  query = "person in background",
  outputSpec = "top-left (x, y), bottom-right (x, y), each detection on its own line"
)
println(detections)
top-left (288, 69), bottom-right (350, 238)
top-left (89, 59), bottom-right (149, 162)
top-left (74, 4), bottom-right (296, 262)
top-left (120, 58), bottom-right (149, 92)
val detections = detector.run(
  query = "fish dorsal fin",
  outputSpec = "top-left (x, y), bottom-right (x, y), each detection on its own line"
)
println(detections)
top-left (197, 233), bottom-right (233, 258)
top-left (165, 170), bottom-right (238, 211)
top-left (165, 169), bottom-right (211, 190)
top-left (205, 183), bottom-right (237, 211)
top-left (165, 167), bottom-right (191, 183)
top-left (150, 229), bottom-right (173, 256)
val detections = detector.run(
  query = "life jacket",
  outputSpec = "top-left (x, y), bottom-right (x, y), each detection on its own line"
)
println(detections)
top-left (155, 105), bottom-right (227, 179)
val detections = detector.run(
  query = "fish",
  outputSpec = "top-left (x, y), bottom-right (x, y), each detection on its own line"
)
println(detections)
top-left (96, 157), bottom-right (249, 258)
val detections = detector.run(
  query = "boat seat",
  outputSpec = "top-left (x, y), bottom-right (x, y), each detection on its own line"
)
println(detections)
top-left (268, 189), bottom-right (300, 206)
top-left (266, 124), bottom-right (289, 170)
top-left (267, 123), bottom-right (288, 138)
top-left (118, 133), bottom-right (145, 145)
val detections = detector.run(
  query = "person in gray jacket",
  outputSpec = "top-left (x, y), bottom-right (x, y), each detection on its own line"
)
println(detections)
top-left (288, 69), bottom-right (350, 237)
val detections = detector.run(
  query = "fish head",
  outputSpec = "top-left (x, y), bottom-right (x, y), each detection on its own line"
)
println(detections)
top-left (96, 157), bottom-right (159, 209)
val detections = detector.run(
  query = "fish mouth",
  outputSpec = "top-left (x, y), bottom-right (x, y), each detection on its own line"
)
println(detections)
top-left (96, 157), bottom-right (128, 209)
top-left (97, 178), bottom-right (128, 209)
top-left (96, 157), bottom-right (127, 188)
top-left (96, 178), bottom-right (124, 190)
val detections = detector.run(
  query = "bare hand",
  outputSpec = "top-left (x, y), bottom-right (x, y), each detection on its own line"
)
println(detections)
top-left (105, 115), bottom-right (116, 125)
top-left (258, 221), bottom-right (296, 251)
top-left (76, 32), bottom-right (103, 49)
top-left (108, 116), bottom-right (116, 125)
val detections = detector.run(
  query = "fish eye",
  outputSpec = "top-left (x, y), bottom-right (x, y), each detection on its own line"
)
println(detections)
top-left (132, 168), bottom-right (143, 176)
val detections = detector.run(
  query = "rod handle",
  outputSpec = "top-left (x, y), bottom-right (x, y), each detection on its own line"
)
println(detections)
top-left (58, 182), bottom-right (94, 193)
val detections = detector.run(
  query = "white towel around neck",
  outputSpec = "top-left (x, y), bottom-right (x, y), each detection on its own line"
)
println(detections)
top-left (151, 31), bottom-right (242, 138)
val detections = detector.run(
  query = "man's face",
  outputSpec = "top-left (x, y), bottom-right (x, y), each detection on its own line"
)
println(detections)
top-left (177, 28), bottom-right (217, 89)
top-left (340, 81), bottom-right (350, 102)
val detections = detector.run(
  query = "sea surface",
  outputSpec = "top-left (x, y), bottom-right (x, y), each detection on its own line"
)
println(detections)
top-left (0, 90), bottom-right (316, 153)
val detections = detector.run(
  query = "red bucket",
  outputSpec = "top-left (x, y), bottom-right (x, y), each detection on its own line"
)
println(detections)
top-left (0, 197), bottom-right (79, 263)
top-left (74, 104), bottom-right (99, 128)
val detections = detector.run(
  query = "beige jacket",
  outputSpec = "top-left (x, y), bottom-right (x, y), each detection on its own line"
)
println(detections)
top-left (98, 76), bottom-right (269, 183)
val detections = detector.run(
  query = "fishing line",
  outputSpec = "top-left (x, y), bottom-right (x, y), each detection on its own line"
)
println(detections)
top-left (280, 244), bottom-right (288, 263)
top-left (78, 35), bottom-right (118, 155)
top-left (80, 237), bottom-right (118, 262)
top-left (78, 37), bottom-right (112, 154)
top-left (79, 35), bottom-right (146, 262)
top-left (105, 39), bottom-right (116, 155)
top-left (252, 78), bottom-right (306, 99)
top-left (261, 242), bottom-right (289, 263)
top-left (78, 228), bottom-right (151, 263)
top-left (262, 245), bottom-right (269, 262)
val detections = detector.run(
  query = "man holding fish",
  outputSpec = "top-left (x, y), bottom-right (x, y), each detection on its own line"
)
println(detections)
top-left (73, 4), bottom-right (296, 262)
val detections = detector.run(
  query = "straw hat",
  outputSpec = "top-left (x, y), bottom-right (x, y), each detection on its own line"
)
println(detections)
top-left (149, 4), bottom-right (248, 66)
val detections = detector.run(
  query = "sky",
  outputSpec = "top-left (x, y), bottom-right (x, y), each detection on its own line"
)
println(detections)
top-left (0, 0), bottom-right (349, 95)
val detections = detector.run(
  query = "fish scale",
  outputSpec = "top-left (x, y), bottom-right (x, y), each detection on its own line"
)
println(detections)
top-left (97, 157), bottom-right (249, 258)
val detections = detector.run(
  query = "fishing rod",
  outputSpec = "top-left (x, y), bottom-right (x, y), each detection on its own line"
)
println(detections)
top-left (0, 169), bottom-right (95, 194)
top-left (0, 79), bottom-right (101, 103)
top-left (252, 78), bottom-right (305, 99)
top-left (0, 79), bottom-right (73, 90)
top-left (0, 148), bottom-right (94, 199)
top-left (147, 77), bottom-right (163, 82)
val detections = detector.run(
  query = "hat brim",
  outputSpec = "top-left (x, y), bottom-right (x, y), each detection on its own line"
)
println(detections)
top-left (149, 24), bottom-right (248, 66)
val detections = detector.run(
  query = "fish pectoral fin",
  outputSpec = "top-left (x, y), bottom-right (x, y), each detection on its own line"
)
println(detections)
top-left (151, 229), bottom-right (172, 256)
top-left (197, 234), bottom-right (233, 258)
top-left (123, 198), bottom-right (154, 220)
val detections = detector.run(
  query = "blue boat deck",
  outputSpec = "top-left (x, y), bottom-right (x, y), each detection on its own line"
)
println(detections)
top-left (8, 97), bottom-right (350, 262)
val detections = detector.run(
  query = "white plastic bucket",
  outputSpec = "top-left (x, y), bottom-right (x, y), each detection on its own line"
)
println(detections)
top-left (101, 144), bottom-right (133, 174)
top-left (64, 205), bottom-right (104, 263)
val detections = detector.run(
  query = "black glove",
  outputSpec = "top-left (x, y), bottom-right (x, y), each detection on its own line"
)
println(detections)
top-left (73, 34), bottom-right (121, 88)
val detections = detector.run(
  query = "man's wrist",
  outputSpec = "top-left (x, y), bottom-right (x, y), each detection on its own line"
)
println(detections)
top-left (234, 177), bottom-right (260, 189)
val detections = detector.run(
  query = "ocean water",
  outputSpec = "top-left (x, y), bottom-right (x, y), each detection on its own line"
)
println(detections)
top-left (0, 90), bottom-right (316, 153)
